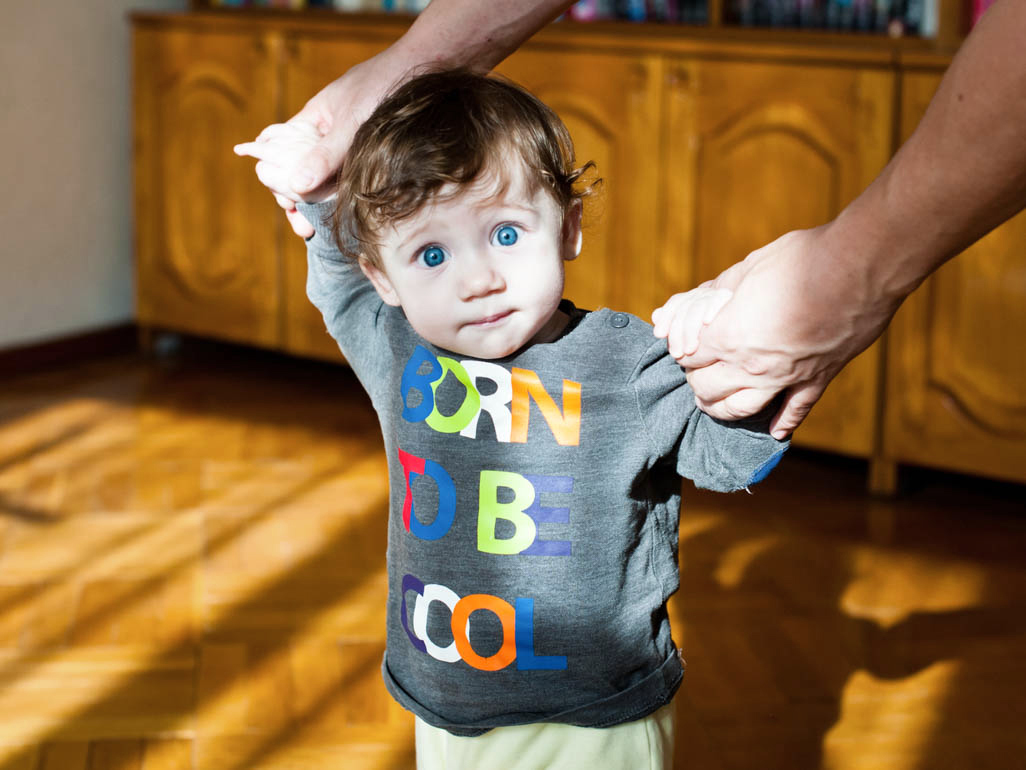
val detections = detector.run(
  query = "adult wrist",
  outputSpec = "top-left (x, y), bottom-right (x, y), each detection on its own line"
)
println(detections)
top-left (810, 211), bottom-right (906, 334)
top-left (821, 167), bottom-right (936, 317)
top-left (393, 5), bottom-right (504, 75)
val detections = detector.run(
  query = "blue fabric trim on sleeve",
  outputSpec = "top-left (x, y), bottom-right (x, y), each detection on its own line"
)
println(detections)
top-left (746, 448), bottom-right (786, 487)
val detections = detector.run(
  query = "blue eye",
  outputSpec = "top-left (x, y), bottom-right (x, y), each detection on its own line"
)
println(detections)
top-left (493, 224), bottom-right (519, 247)
top-left (419, 245), bottom-right (447, 267)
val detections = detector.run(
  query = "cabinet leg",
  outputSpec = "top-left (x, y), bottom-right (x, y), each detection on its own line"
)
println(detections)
top-left (137, 325), bottom-right (154, 356)
top-left (868, 458), bottom-right (898, 496)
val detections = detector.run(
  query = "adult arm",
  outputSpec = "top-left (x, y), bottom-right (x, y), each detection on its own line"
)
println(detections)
top-left (261, 0), bottom-right (574, 236)
top-left (665, 0), bottom-right (1026, 439)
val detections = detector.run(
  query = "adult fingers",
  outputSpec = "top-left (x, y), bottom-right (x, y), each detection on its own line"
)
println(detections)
top-left (768, 381), bottom-right (825, 439)
top-left (675, 336), bottom-right (724, 370)
top-left (691, 384), bottom-right (776, 421)
top-left (684, 360), bottom-right (756, 405)
top-left (701, 288), bottom-right (733, 324)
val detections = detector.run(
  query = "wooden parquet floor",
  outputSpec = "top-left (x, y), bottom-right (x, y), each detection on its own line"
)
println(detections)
top-left (0, 341), bottom-right (1024, 770)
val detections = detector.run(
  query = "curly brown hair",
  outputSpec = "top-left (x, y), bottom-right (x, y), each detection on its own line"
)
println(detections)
top-left (331, 68), bottom-right (598, 267)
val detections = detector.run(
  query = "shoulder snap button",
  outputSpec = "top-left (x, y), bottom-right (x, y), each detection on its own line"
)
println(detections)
top-left (610, 313), bottom-right (629, 328)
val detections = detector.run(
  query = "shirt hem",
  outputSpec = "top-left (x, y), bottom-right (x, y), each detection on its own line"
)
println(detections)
top-left (381, 649), bottom-right (684, 737)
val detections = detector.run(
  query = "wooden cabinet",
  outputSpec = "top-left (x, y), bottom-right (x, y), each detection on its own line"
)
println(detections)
top-left (133, 23), bottom-right (283, 349)
top-left (879, 68), bottom-right (1026, 486)
top-left (133, 13), bottom-right (1025, 488)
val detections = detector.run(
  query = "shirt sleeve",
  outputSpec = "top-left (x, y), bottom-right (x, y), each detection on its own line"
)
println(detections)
top-left (296, 200), bottom-right (390, 402)
top-left (632, 338), bottom-right (788, 492)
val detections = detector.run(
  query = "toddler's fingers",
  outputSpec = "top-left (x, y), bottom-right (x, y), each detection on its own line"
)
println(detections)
top-left (666, 294), bottom-right (706, 359)
top-left (234, 141), bottom-right (291, 163)
top-left (681, 294), bottom-right (716, 357)
top-left (273, 192), bottom-right (296, 210)
top-left (254, 160), bottom-right (296, 199)
top-left (255, 123), bottom-right (297, 142)
top-left (651, 306), bottom-right (664, 335)
top-left (652, 294), bottom-right (684, 339)
top-left (233, 141), bottom-right (259, 157)
top-left (666, 307), bottom-right (689, 358)
top-left (285, 207), bottom-right (315, 238)
top-left (651, 303), bottom-right (672, 338)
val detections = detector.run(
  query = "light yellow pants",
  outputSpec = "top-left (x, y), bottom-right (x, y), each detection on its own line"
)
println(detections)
top-left (414, 702), bottom-right (676, 770)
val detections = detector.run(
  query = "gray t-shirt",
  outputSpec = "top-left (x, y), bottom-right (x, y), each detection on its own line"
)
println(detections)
top-left (298, 201), bottom-right (787, 736)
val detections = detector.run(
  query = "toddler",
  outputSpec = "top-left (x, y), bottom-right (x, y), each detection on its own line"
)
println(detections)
top-left (235, 68), bottom-right (787, 770)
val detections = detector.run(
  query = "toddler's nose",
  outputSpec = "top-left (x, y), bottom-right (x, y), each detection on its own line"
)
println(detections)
top-left (458, 258), bottom-right (505, 300)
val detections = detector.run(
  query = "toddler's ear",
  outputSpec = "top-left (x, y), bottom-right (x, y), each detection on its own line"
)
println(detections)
top-left (358, 258), bottom-right (401, 306)
top-left (562, 201), bottom-right (583, 261)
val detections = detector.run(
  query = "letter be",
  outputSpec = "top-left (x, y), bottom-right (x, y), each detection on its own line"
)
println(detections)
top-left (477, 471), bottom-right (537, 555)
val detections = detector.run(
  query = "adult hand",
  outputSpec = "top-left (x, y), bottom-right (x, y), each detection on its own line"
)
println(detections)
top-left (246, 49), bottom-right (410, 237)
top-left (661, 224), bottom-right (900, 439)
top-left (653, 0), bottom-right (1026, 440)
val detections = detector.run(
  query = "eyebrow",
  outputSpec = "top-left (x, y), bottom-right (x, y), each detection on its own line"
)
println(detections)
top-left (489, 203), bottom-right (537, 217)
top-left (394, 221), bottom-right (438, 254)
top-left (469, 196), bottom-right (541, 220)
top-left (392, 193), bottom-right (543, 253)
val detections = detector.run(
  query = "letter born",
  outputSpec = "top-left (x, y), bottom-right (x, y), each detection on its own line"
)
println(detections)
top-left (400, 346), bottom-right (581, 445)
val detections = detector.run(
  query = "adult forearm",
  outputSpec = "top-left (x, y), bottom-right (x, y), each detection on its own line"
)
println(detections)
top-left (392, 0), bottom-right (575, 73)
top-left (827, 0), bottom-right (1026, 307)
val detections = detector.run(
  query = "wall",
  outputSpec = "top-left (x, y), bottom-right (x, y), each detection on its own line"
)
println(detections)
top-left (0, 0), bottom-right (186, 350)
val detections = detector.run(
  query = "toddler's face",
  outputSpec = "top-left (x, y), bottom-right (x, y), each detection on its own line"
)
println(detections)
top-left (361, 158), bottom-right (582, 360)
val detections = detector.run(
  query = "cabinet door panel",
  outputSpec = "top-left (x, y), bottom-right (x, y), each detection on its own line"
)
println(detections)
top-left (281, 31), bottom-right (402, 362)
top-left (135, 26), bottom-right (280, 347)
top-left (884, 71), bottom-right (1026, 482)
top-left (496, 49), bottom-right (664, 320)
top-left (669, 59), bottom-right (894, 457)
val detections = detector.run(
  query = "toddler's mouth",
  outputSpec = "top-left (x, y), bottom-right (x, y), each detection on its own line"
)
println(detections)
top-left (467, 310), bottom-right (513, 327)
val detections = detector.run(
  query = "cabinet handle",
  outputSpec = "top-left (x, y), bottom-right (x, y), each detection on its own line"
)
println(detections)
top-left (254, 32), bottom-right (287, 59)
top-left (667, 66), bottom-right (691, 90)
top-left (631, 62), bottom-right (649, 91)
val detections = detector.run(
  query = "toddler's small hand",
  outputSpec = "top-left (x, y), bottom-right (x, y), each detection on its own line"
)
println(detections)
top-left (235, 119), bottom-right (330, 237)
top-left (234, 119), bottom-right (332, 204)
top-left (652, 286), bottom-right (733, 362)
